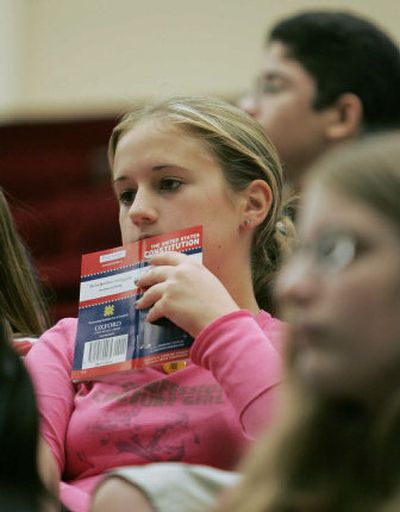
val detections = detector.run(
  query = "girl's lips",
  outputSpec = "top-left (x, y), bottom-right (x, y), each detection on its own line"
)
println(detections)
top-left (126, 233), bottom-right (159, 244)
top-left (137, 233), bottom-right (158, 241)
top-left (291, 322), bottom-right (327, 350)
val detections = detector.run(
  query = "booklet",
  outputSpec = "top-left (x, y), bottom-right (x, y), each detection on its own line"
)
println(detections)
top-left (71, 225), bottom-right (203, 381)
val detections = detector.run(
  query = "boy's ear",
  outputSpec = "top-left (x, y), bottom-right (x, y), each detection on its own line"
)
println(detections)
top-left (325, 93), bottom-right (363, 141)
top-left (241, 179), bottom-right (273, 227)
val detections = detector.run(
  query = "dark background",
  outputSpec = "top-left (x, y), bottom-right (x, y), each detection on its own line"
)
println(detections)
top-left (1, 116), bottom-right (122, 322)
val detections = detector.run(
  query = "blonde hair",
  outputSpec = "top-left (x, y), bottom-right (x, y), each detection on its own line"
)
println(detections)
top-left (109, 96), bottom-right (294, 311)
top-left (0, 190), bottom-right (50, 336)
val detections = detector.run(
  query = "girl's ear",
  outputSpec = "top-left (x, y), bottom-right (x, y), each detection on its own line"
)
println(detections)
top-left (240, 179), bottom-right (273, 228)
top-left (325, 93), bottom-right (363, 141)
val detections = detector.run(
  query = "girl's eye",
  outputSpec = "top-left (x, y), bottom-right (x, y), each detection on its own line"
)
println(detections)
top-left (118, 189), bottom-right (136, 206)
top-left (317, 234), bottom-right (357, 272)
top-left (159, 178), bottom-right (183, 192)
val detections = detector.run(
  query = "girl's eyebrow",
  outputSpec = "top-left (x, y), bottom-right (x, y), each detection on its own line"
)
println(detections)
top-left (152, 164), bottom-right (187, 172)
top-left (113, 164), bottom-right (188, 184)
top-left (113, 176), bottom-right (127, 185)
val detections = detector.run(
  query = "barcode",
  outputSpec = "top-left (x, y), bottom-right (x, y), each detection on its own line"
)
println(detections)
top-left (82, 335), bottom-right (128, 369)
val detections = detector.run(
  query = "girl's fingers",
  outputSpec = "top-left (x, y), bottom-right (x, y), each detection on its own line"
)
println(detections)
top-left (136, 252), bottom-right (188, 287)
top-left (144, 303), bottom-right (164, 324)
top-left (135, 282), bottom-right (165, 310)
top-left (136, 266), bottom-right (169, 288)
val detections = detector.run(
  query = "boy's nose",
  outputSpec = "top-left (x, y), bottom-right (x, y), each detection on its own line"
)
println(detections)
top-left (238, 92), bottom-right (258, 117)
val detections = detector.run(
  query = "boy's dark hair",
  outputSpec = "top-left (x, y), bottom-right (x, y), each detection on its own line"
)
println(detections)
top-left (269, 11), bottom-right (400, 132)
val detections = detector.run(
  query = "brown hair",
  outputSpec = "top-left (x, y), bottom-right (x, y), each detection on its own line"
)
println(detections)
top-left (0, 190), bottom-right (50, 336)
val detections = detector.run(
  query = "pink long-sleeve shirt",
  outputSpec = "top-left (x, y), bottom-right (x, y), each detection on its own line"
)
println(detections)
top-left (25, 310), bottom-right (284, 511)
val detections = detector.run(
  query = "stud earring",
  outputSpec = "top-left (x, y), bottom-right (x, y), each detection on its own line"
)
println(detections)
top-left (243, 219), bottom-right (251, 227)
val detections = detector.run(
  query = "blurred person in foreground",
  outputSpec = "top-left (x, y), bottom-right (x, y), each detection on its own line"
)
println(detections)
top-left (0, 189), bottom-right (58, 509)
top-left (215, 132), bottom-right (400, 511)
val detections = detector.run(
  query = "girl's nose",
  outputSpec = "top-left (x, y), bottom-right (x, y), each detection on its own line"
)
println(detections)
top-left (128, 190), bottom-right (157, 226)
top-left (276, 257), bottom-right (320, 310)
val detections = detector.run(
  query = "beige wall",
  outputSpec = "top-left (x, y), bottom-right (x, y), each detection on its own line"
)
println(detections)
top-left (2, 0), bottom-right (399, 118)
top-left (0, 0), bottom-right (27, 110)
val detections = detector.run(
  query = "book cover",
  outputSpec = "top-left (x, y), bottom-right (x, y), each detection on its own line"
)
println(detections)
top-left (71, 225), bottom-right (203, 381)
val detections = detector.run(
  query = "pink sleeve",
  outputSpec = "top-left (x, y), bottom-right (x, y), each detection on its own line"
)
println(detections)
top-left (24, 318), bottom-right (76, 472)
top-left (190, 310), bottom-right (284, 438)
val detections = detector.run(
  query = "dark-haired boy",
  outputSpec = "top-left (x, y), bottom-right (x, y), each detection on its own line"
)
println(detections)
top-left (241, 11), bottom-right (400, 191)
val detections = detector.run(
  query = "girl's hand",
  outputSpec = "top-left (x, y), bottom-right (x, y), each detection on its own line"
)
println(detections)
top-left (135, 252), bottom-right (240, 337)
